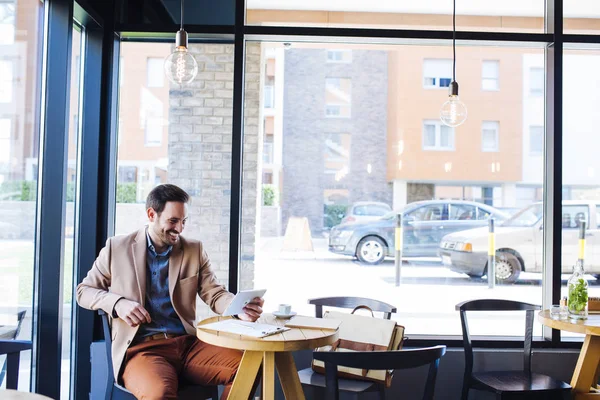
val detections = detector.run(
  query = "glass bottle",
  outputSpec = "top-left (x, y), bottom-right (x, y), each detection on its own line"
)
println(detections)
top-left (567, 259), bottom-right (589, 319)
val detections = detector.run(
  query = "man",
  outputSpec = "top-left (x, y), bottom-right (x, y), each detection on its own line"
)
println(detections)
top-left (77, 184), bottom-right (264, 399)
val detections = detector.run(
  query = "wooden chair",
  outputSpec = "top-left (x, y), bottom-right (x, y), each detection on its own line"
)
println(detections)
top-left (456, 299), bottom-right (571, 400)
top-left (98, 310), bottom-right (218, 400)
top-left (314, 346), bottom-right (446, 400)
top-left (298, 296), bottom-right (398, 399)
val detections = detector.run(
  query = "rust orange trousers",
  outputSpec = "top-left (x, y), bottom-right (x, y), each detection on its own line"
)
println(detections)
top-left (121, 335), bottom-right (243, 400)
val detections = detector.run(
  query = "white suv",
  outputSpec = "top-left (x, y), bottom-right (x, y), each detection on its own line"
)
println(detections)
top-left (439, 201), bottom-right (600, 283)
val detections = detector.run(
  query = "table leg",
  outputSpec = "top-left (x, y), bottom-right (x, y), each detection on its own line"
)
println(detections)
top-left (228, 350), bottom-right (263, 400)
top-left (572, 335), bottom-right (600, 398)
top-left (275, 352), bottom-right (306, 400)
top-left (263, 352), bottom-right (276, 400)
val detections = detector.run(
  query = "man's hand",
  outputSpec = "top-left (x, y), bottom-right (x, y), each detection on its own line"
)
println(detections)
top-left (114, 299), bottom-right (151, 327)
top-left (237, 297), bottom-right (264, 322)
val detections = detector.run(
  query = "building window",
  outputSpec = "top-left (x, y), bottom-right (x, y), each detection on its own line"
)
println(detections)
top-left (118, 166), bottom-right (137, 183)
top-left (144, 117), bottom-right (163, 146)
top-left (264, 85), bottom-right (274, 108)
top-left (263, 136), bottom-right (274, 164)
top-left (0, 4), bottom-right (15, 45)
top-left (482, 121), bottom-right (499, 152)
top-left (0, 118), bottom-right (11, 164)
top-left (326, 50), bottom-right (352, 63)
top-left (324, 133), bottom-right (351, 179)
top-left (147, 58), bottom-right (164, 88)
top-left (423, 59), bottom-right (452, 89)
top-left (530, 67), bottom-right (544, 96)
top-left (325, 78), bottom-right (351, 118)
top-left (423, 120), bottom-right (454, 151)
top-left (0, 60), bottom-right (13, 103)
top-left (530, 125), bottom-right (544, 154)
top-left (482, 60), bottom-right (499, 90)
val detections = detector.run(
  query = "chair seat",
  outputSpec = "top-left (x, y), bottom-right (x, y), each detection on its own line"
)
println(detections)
top-left (298, 367), bottom-right (378, 393)
top-left (472, 371), bottom-right (571, 393)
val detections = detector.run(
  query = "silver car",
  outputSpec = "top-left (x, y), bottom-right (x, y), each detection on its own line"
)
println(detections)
top-left (440, 201), bottom-right (600, 284)
top-left (329, 200), bottom-right (510, 264)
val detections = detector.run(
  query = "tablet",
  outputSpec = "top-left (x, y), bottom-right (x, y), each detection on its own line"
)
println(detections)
top-left (222, 289), bottom-right (267, 316)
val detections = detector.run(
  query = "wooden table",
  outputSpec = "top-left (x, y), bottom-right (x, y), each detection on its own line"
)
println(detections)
top-left (197, 314), bottom-right (338, 400)
top-left (0, 390), bottom-right (52, 399)
top-left (539, 310), bottom-right (600, 399)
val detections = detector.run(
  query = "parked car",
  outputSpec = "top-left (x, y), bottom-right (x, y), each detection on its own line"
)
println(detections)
top-left (328, 200), bottom-right (510, 264)
top-left (340, 201), bottom-right (392, 225)
top-left (439, 201), bottom-right (600, 284)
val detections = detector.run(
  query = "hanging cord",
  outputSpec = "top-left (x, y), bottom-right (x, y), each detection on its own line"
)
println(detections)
top-left (452, 0), bottom-right (456, 81)
top-left (180, 0), bottom-right (184, 30)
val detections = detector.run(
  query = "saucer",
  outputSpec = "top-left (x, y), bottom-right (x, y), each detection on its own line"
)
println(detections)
top-left (273, 311), bottom-right (297, 319)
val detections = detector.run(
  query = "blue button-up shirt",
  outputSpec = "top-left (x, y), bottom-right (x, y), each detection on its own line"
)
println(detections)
top-left (136, 230), bottom-right (186, 338)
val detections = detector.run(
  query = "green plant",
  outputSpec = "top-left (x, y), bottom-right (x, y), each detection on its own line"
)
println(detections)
top-left (116, 182), bottom-right (138, 203)
top-left (323, 204), bottom-right (348, 228)
top-left (262, 185), bottom-right (277, 206)
top-left (568, 278), bottom-right (589, 312)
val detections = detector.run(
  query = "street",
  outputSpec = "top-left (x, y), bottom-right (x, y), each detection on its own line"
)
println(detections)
top-left (254, 237), bottom-right (596, 337)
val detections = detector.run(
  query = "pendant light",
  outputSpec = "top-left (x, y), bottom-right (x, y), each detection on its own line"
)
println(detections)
top-left (164, 0), bottom-right (198, 87)
top-left (440, 0), bottom-right (467, 127)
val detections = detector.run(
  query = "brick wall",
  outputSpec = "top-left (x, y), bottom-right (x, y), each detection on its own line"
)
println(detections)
top-left (168, 43), bottom-right (260, 315)
top-left (282, 49), bottom-right (392, 234)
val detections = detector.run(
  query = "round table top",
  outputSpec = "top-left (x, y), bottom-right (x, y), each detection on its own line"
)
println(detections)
top-left (538, 310), bottom-right (600, 336)
top-left (197, 314), bottom-right (338, 352)
top-left (0, 390), bottom-right (53, 400)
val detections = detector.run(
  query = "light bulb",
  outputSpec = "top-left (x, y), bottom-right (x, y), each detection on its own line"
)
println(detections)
top-left (440, 81), bottom-right (467, 128)
top-left (440, 95), bottom-right (467, 127)
top-left (164, 47), bottom-right (198, 86)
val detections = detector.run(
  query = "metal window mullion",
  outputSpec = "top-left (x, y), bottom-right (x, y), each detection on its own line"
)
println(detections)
top-left (70, 17), bottom-right (103, 400)
top-left (228, 0), bottom-right (247, 294)
top-left (32, 0), bottom-right (74, 397)
top-left (542, 0), bottom-right (563, 344)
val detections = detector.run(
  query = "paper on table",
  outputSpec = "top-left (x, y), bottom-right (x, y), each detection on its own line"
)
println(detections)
top-left (284, 316), bottom-right (341, 330)
top-left (201, 319), bottom-right (290, 338)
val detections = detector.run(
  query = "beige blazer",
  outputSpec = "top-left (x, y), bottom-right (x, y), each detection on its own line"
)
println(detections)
top-left (76, 227), bottom-right (234, 380)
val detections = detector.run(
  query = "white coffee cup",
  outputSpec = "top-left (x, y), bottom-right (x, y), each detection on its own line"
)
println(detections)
top-left (278, 304), bottom-right (292, 315)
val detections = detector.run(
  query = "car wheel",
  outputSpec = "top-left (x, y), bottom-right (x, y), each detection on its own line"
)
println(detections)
top-left (356, 236), bottom-right (387, 265)
top-left (493, 252), bottom-right (522, 284)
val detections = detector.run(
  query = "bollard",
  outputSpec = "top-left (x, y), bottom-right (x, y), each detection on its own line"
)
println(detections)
top-left (578, 220), bottom-right (586, 262)
top-left (488, 218), bottom-right (495, 289)
top-left (395, 213), bottom-right (403, 287)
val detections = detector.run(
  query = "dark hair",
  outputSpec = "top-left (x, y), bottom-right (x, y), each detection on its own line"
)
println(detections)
top-left (146, 184), bottom-right (190, 214)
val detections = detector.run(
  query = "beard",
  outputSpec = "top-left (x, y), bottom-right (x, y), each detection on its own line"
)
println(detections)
top-left (151, 225), bottom-right (180, 247)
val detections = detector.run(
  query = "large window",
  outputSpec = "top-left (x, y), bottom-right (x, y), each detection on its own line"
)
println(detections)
top-left (562, 50), bottom-right (600, 336)
top-left (116, 42), bottom-right (239, 317)
top-left (242, 43), bottom-right (544, 336)
top-left (0, 0), bottom-right (44, 389)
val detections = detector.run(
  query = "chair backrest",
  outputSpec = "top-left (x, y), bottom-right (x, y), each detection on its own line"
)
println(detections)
top-left (455, 299), bottom-right (540, 377)
top-left (314, 346), bottom-right (446, 400)
top-left (98, 310), bottom-right (117, 400)
top-left (0, 340), bottom-right (33, 389)
top-left (309, 297), bottom-right (397, 320)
